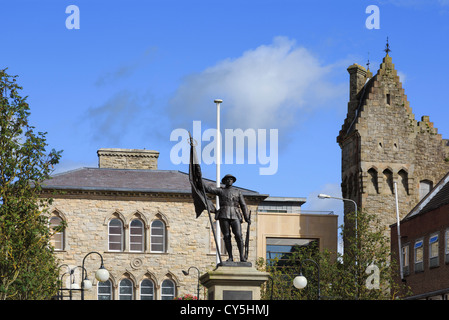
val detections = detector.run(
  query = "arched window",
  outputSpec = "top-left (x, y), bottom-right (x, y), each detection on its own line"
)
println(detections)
top-left (119, 278), bottom-right (134, 300)
top-left (398, 169), bottom-right (409, 195)
top-left (109, 219), bottom-right (124, 252)
top-left (130, 219), bottom-right (144, 252)
top-left (98, 280), bottom-right (112, 300)
top-left (419, 180), bottom-right (433, 201)
top-left (50, 216), bottom-right (64, 251)
top-left (367, 168), bottom-right (378, 194)
top-left (161, 279), bottom-right (175, 300)
top-left (151, 220), bottom-right (166, 253)
top-left (140, 279), bottom-right (155, 300)
top-left (383, 169), bottom-right (393, 194)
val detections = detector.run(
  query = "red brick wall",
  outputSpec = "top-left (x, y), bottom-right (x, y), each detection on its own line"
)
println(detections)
top-left (391, 203), bottom-right (449, 297)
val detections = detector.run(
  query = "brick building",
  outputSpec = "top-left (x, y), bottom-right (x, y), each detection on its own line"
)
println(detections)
top-left (391, 171), bottom-right (449, 299)
top-left (337, 49), bottom-right (449, 236)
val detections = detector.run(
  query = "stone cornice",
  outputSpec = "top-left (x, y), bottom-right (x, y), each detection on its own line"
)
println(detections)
top-left (40, 187), bottom-right (268, 205)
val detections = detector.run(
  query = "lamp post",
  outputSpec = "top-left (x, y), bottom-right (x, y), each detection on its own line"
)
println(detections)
top-left (318, 193), bottom-right (358, 297)
top-left (81, 251), bottom-right (109, 300)
top-left (182, 266), bottom-right (201, 299)
top-left (214, 99), bottom-right (223, 265)
top-left (293, 258), bottom-right (320, 300)
top-left (317, 193), bottom-right (358, 241)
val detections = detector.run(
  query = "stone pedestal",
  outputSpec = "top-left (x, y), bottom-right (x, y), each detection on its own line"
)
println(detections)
top-left (199, 263), bottom-right (270, 300)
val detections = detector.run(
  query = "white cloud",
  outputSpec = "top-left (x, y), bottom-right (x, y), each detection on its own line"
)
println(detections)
top-left (168, 36), bottom-right (344, 132)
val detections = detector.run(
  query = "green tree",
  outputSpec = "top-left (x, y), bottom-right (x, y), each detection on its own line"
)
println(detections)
top-left (259, 210), bottom-right (410, 300)
top-left (0, 68), bottom-right (63, 300)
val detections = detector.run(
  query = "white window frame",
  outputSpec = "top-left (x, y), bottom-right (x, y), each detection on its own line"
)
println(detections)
top-left (140, 279), bottom-right (155, 300)
top-left (401, 244), bottom-right (410, 275)
top-left (429, 233), bottom-right (439, 268)
top-left (129, 219), bottom-right (144, 252)
top-left (108, 219), bottom-right (124, 252)
top-left (150, 220), bottom-right (166, 253)
top-left (97, 279), bottom-right (112, 300)
top-left (119, 278), bottom-right (134, 300)
top-left (50, 216), bottom-right (64, 251)
top-left (414, 239), bottom-right (424, 273)
top-left (161, 279), bottom-right (175, 300)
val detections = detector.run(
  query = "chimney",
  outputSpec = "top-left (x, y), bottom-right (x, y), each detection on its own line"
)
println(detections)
top-left (347, 63), bottom-right (368, 101)
top-left (97, 148), bottom-right (159, 170)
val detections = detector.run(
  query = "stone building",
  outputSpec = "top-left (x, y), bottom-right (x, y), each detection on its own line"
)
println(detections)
top-left (337, 49), bottom-right (449, 234)
top-left (43, 148), bottom-right (338, 300)
top-left (43, 148), bottom-right (266, 300)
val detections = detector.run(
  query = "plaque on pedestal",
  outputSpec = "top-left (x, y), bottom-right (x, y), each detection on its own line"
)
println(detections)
top-left (200, 265), bottom-right (269, 300)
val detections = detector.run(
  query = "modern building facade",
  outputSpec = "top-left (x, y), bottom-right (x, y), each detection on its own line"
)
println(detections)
top-left (257, 197), bottom-right (337, 263)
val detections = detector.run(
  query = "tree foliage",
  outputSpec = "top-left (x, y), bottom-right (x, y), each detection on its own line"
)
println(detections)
top-left (0, 68), bottom-right (63, 299)
top-left (258, 210), bottom-right (410, 300)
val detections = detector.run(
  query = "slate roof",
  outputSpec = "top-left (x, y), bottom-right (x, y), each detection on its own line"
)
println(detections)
top-left (404, 171), bottom-right (449, 221)
top-left (42, 167), bottom-right (264, 197)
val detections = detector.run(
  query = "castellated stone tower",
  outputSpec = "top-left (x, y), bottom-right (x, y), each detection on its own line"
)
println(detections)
top-left (337, 52), bottom-right (449, 234)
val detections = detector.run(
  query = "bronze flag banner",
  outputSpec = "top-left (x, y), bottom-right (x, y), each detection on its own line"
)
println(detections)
top-left (188, 132), bottom-right (215, 218)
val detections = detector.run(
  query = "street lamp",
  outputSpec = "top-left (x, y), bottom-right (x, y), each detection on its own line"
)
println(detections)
top-left (293, 274), bottom-right (307, 289)
top-left (81, 251), bottom-right (109, 300)
top-left (317, 193), bottom-right (357, 214)
top-left (318, 193), bottom-right (358, 297)
top-left (292, 258), bottom-right (320, 300)
top-left (182, 266), bottom-right (201, 299)
top-left (317, 193), bottom-right (358, 240)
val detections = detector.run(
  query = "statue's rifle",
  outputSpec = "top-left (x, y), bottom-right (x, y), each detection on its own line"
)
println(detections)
top-left (244, 210), bottom-right (251, 261)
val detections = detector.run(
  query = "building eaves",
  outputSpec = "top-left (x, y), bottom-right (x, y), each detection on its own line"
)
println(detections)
top-left (42, 167), bottom-right (265, 197)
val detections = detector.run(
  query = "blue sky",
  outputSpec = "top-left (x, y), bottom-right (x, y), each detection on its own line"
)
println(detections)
top-left (2, 0), bottom-right (449, 223)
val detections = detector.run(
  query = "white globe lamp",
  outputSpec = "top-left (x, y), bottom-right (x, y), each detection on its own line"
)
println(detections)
top-left (293, 275), bottom-right (308, 289)
top-left (83, 278), bottom-right (93, 290)
top-left (95, 266), bottom-right (110, 282)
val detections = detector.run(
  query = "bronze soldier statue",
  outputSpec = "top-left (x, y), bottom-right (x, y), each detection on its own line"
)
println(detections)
top-left (202, 174), bottom-right (251, 263)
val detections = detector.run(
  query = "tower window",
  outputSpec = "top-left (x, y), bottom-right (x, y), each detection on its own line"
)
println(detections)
top-left (419, 180), bottom-right (433, 201)
top-left (367, 168), bottom-right (379, 194)
top-left (383, 169), bottom-right (394, 194)
top-left (386, 94), bottom-right (391, 105)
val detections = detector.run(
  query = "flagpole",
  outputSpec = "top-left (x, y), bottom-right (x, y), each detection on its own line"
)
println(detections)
top-left (214, 99), bottom-right (222, 265)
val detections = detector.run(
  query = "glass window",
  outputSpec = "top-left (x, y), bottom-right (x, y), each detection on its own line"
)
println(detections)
top-left (119, 279), bottom-right (133, 300)
top-left (50, 216), bottom-right (64, 251)
top-left (98, 280), bottom-right (112, 300)
top-left (140, 279), bottom-right (155, 300)
top-left (429, 233), bottom-right (439, 268)
top-left (266, 238), bottom-right (318, 266)
top-left (401, 244), bottom-right (410, 275)
top-left (109, 219), bottom-right (123, 251)
top-left (445, 229), bottom-right (449, 263)
top-left (161, 279), bottom-right (175, 300)
top-left (151, 220), bottom-right (165, 252)
top-left (414, 239), bottom-right (424, 272)
top-left (130, 219), bottom-right (144, 252)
